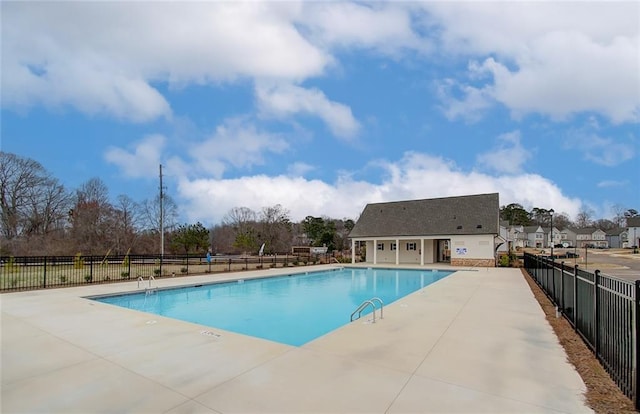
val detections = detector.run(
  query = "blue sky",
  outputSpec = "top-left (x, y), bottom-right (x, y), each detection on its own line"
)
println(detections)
top-left (2, 2), bottom-right (639, 226)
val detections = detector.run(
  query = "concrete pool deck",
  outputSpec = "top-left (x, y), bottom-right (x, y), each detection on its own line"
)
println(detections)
top-left (1, 266), bottom-right (592, 413)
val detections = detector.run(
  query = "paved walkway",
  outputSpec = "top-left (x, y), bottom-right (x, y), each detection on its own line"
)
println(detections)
top-left (1, 266), bottom-right (591, 413)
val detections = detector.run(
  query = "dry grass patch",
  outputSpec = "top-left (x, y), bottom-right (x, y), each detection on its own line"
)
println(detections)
top-left (521, 269), bottom-right (636, 413)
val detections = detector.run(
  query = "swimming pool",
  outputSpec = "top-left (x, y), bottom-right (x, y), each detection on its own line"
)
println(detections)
top-left (93, 267), bottom-right (453, 346)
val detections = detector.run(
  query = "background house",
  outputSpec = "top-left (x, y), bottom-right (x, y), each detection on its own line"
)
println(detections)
top-left (627, 217), bottom-right (640, 248)
top-left (572, 227), bottom-right (608, 248)
top-left (606, 228), bottom-right (628, 249)
top-left (348, 193), bottom-right (500, 267)
top-left (560, 228), bottom-right (576, 247)
top-left (522, 226), bottom-right (545, 248)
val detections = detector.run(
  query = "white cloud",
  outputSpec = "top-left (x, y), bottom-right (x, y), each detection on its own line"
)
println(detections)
top-left (597, 180), bottom-right (628, 188)
top-left (476, 131), bottom-right (532, 174)
top-left (1, 2), bottom-right (330, 121)
top-left (4, 1), bottom-right (637, 126)
top-left (299, 2), bottom-right (428, 56)
top-left (188, 117), bottom-right (289, 179)
top-left (565, 132), bottom-right (636, 167)
top-left (427, 2), bottom-right (640, 123)
top-left (287, 162), bottom-right (315, 177)
top-left (177, 151), bottom-right (582, 225)
top-left (436, 78), bottom-right (493, 123)
top-left (583, 137), bottom-right (636, 166)
top-left (256, 83), bottom-right (360, 139)
top-left (104, 135), bottom-right (166, 178)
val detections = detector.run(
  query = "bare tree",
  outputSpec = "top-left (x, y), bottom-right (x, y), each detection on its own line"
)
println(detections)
top-left (223, 207), bottom-right (258, 254)
top-left (259, 204), bottom-right (292, 253)
top-left (139, 194), bottom-right (179, 254)
top-left (140, 194), bottom-right (179, 233)
top-left (69, 177), bottom-right (114, 254)
top-left (0, 152), bottom-right (51, 238)
top-left (594, 218), bottom-right (616, 231)
top-left (210, 223), bottom-right (237, 254)
top-left (574, 208), bottom-right (594, 228)
top-left (612, 204), bottom-right (628, 227)
top-left (551, 212), bottom-right (571, 230)
top-left (112, 195), bottom-right (141, 255)
top-left (0, 152), bottom-right (73, 255)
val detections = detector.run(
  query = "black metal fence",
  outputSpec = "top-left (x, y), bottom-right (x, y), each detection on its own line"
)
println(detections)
top-left (0, 253), bottom-right (342, 291)
top-left (524, 253), bottom-right (639, 407)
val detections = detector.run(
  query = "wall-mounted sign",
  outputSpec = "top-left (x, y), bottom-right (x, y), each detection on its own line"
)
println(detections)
top-left (456, 247), bottom-right (467, 255)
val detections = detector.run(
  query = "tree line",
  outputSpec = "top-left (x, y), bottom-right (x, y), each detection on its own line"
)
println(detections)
top-left (0, 152), bottom-right (355, 257)
top-left (4, 152), bottom-right (635, 257)
top-left (500, 203), bottom-right (638, 230)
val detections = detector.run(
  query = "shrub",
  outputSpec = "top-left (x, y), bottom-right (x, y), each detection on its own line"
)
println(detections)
top-left (60, 275), bottom-right (67, 283)
top-left (180, 267), bottom-right (188, 274)
top-left (269, 263), bottom-right (276, 268)
top-left (153, 268), bottom-right (161, 276)
top-left (120, 271), bottom-right (130, 279)
top-left (73, 253), bottom-right (84, 269)
top-left (498, 255), bottom-right (510, 267)
top-left (84, 274), bottom-right (92, 283)
top-left (6, 256), bottom-right (17, 273)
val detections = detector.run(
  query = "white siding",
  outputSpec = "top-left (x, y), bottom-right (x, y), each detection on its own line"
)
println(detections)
top-left (450, 235), bottom-right (495, 261)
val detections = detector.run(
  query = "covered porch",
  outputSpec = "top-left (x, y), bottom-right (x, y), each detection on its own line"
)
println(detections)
top-left (350, 237), bottom-right (450, 266)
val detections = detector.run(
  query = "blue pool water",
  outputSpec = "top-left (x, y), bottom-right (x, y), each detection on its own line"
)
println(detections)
top-left (94, 267), bottom-right (453, 346)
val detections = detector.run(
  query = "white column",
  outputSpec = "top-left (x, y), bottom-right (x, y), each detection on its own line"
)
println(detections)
top-left (420, 238), bottom-right (425, 266)
top-left (351, 239), bottom-right (356, 264)
top-left (373, 239), bottom-right (377, 264)
top-left (395, 238), bottom-right (400, 265)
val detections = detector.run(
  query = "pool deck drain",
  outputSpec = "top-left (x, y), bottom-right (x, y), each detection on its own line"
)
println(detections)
top-left (1, 265), bottom-right (592, 413)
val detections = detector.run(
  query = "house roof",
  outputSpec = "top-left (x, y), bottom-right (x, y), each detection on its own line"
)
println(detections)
top-left (571, 227), bottom-right (603, 234)
top-left (605, 227), bottom-right (627, 236)
top-left (522, 226), bottom-right (543, 233)
top-left (628, 217), bottom-right (640, 227)
top-left (348, 193), bottom-right (499, 238)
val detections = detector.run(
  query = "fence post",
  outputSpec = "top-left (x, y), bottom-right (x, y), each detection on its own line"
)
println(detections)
top-left (573, 265), bottom-right (579, 327)
top-left (594, 269), bottom-right (600, 359)
top-left (90, 257), bottom-right (93, 283)
top-left (551, 259), bottom-right (556, 304)
top-left (43, 256), bottom-right (47, 288)
top-left (634, 280), bottom-right (640, 409)
top-left (559, 261), bottom-right (564, 314)
top-left (228, 258), bottom-right (231, 272)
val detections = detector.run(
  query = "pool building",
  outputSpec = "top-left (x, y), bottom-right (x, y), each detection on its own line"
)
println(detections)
top-left (349, 193), bottom-right (501, 267)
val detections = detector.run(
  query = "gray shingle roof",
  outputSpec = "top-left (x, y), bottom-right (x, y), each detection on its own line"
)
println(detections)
top-left (349, 193), bottom-right (499, 238)
top-left (572, 227), bottom-right (602, 234)
top-left (628, 217), bottom-right (640, 227)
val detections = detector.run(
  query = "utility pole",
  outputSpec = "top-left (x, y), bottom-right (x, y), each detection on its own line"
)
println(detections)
top-left (159, 164), bottom-right (164, 257)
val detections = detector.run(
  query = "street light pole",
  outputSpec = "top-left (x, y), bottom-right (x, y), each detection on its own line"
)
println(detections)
top-left (549, 209), bottom-right (555, 262)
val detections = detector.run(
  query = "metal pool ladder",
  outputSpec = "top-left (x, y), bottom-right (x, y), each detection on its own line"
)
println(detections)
top-left (138, 275), bottom-right (155, 289)
top-left (350, 297), bottom-right (384, 323)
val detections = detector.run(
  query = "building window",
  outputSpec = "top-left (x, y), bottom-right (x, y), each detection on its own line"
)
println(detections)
top-left (390, 243), bottom-right (397, 251)
top-left (377, 243), bottom-right (384, 251)
top-left (406, 242), bottom-right (417, 251)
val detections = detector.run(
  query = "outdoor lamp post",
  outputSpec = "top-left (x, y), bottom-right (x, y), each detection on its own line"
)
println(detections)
top-left (549, 209), bottom-right (555, 261)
